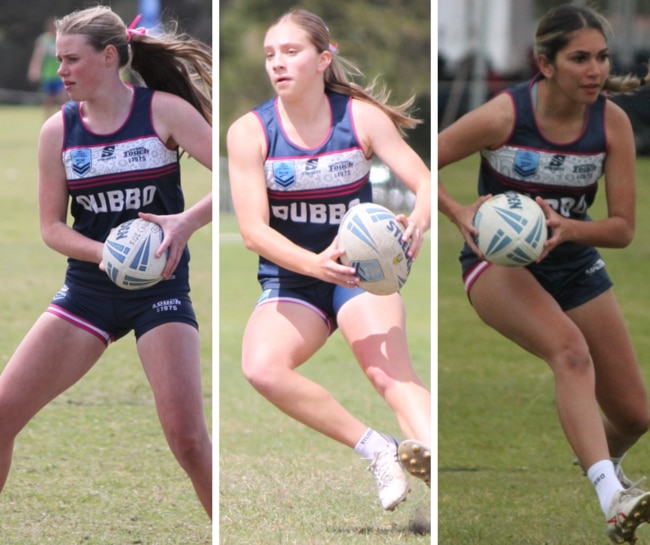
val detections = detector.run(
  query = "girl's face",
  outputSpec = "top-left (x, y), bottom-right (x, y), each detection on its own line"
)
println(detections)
top-left (540, 27), bottom-right (610, 104)
top-left (263, 21), bottom-right (330, 98)
top-left (56, 34), bottom-right (112, 101)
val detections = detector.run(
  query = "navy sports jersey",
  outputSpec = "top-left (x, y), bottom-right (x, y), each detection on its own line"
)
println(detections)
top-left (478, 73), bottom-right (607, 262)
top-left (253, 91), bottom-right (372, 287)
top-left (61, 86), bottom-right (190, 295)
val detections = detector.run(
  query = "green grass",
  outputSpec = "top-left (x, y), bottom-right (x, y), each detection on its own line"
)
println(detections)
top-left (0, 106), bottom-right (212, 544)
top-left (438, 155), bottom-right (650, 544)
top-left (219, 215), bottom-right (432, 543)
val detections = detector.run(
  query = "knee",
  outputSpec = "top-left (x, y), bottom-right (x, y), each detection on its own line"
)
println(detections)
top-left (242, 356), bottom-right (281, 397)
top-left (363, 363), bottom-right (414, 397)
top-left (166, 425), bottom-right (210, 469)
top-left (617, 411), bottom-right (650, 439)
top-left (549, 338), bottom-right (593, 378)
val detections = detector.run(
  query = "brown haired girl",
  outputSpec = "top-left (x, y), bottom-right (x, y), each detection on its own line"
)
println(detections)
top-left (0, 5), bottom-right (212, 524)
top-left (439, 4), bottom-right (650, 542)
top-left (227, 8), bottom-right (431, 511)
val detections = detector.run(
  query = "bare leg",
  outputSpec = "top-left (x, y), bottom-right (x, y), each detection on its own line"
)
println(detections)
top-left (337, 292), bottom-right (431, 445)
top-left (138, 323), bottom-right (212, 518)
top-left (0, 314), bottom-right (105, 492)
top-left (241, 302), bottom-right (369, 448)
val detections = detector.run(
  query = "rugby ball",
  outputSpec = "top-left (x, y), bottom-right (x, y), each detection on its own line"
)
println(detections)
top-left (473, 191), bottom-right (547, 267)
top-left (102, 218), bottom-right (167, 290)
top-left (337, 203), bottom-right (412, 295)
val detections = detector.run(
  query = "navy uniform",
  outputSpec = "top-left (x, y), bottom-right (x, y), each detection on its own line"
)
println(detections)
top-left (48, 86), bottom-right (197, 344)
top-left (461, 73), bottom-right (612, 310)
top-left (252, 91), bottom-right (372, 331)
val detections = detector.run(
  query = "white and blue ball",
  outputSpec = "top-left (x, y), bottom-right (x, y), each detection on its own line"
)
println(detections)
top-left (473, 191), bottom-right (547, 267)
top-left (102, 218), bottom-right (167, 290)
top-left (337, 203), bottom-right (412, 295)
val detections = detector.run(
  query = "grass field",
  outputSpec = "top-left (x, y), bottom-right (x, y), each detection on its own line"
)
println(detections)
top-left (438, 155), bottom-right (650, 544)
top-left (0, 106), bottom-right (212, 544)
top-left (218, 213), bottom-right (432, 544)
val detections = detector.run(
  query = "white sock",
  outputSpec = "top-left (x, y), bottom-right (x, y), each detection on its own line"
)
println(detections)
top-left (587, 460), bottom-right (624, 515)
top-left (353, 428), bottom-right (394, 459)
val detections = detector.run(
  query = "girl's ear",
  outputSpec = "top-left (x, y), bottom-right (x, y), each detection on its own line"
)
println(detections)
top-left (537, 54), bottom-right (554, 79)
top-left (318, 50), bottom-right (332, 73)
top-left (103, 44), bottom-right (119, 67)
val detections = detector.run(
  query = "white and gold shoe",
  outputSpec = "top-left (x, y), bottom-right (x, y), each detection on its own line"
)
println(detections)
top-left (606, 486), bottom-right (650, 544)
top-left (367, 443), bottom-right (410, 511)
top-left (398, 439), bottom-right (431, 487)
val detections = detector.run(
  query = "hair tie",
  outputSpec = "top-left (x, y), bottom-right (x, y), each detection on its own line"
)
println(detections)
top-left (126, 14), bottom-right (147, 43)
top-left (329, 42), bottom-right (338, 54)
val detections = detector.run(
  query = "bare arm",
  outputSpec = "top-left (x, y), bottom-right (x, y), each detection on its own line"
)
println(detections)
top-left (28, 37), bottom-right (44, 83)
top-left (142, 91), bottom-right (213, 278)
top-left (351, 99), bottom-right (431, 259)
top-left (538, 100), bottom-right (636, 250)
top-left (438, 93), bottom-right (515, 251)
top-left (38, 114), bottom-right (104, 264)
top-left (226, 112), bottom-right (357, 286)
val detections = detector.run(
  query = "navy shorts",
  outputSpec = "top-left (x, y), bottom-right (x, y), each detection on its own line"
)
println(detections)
top-left (460, 244), bottom-right (613, 311)
top-left (257, 279), bottom-right (365, 334)
top-left (47, 283), bottom-right (198, 345)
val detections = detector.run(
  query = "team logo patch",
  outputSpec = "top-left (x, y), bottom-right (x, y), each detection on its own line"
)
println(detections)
top-left (273, 161), bottom-right (296, 188)
top-left (101, 146), bottom-right (116, 159)
top-left (513, 150), bottom-right (539, 178)
top-left (71, 149), bottom-right (92, 176)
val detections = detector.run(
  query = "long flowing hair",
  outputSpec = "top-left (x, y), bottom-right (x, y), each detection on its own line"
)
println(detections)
top-left (271, 9), bottom-right (421, 134)
top-left (56, 6), bottom-right (212, 125)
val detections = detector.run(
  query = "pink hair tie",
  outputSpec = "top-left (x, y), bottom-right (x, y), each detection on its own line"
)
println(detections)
top-left (126, 14), bottom-right (147, 43)
top-left (329, 42), bottom-right (338, 54)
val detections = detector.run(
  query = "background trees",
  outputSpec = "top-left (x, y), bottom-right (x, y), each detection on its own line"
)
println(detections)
top-left (219, 0), bottom-right (431, 160)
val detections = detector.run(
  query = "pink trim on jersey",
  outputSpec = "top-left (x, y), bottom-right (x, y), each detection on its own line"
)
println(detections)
top-left (252, 109), bottom-right (270, 160)
top-left (75, 83), bottom-right (137, 137)
top-left (274, 95), bottom-right (333, 151)
top-left (463, 260), bottom-right (492, 295)
top-left (256, 296), bottom-right (335, 336)
top-left (263, 145), bottom-right (362, 163)
top-left (347, 98), bottom-right (372, 161)
top-left (603, 97), bottom-right (610, 152)
top-left (46, 304), bottom-right (114, 346)
top-left (267, 176), bottom-right (368, 201)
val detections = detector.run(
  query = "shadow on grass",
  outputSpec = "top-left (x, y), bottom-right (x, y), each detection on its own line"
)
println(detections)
top-left (328, 517), bottom-right (431, 536)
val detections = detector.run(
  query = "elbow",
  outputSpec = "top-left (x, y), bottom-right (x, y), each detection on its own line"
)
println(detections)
top-left (40, 227), bottom-right (55, 251)
top-left (239, 231), bottom-right (261, 254)
top-left (619, 230), bottom-right (634, 248)
top-left (616, 222), bottom-right (635, 248)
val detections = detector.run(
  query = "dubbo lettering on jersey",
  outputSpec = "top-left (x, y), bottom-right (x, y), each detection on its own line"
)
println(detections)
top-left (63, 137), bottom-right (177, 213)
top-left (264, 148), bottom-right (371, 225)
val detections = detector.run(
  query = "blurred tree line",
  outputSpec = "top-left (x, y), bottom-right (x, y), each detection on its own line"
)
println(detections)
top-left (219, 0), bottom-right (431, 161)
top-left (0, 0), bottom-right (211, 95)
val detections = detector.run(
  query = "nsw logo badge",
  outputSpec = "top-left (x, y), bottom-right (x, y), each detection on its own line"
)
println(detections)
top-left (71, 149), bottom-right (92, 177)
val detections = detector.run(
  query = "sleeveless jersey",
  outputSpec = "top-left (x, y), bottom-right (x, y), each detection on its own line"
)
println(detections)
top-left (479, 73), bottom-right (607, 262)
top-left (61, 86), bottom-right (189, 295)
top-left (253, 91), bottom-right (372, 287)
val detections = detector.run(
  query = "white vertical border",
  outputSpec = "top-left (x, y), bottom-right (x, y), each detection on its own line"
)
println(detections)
top-left (431, 0), bottom-right (439, 543)
top-left (212, 0), bottom-right (220, 543)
